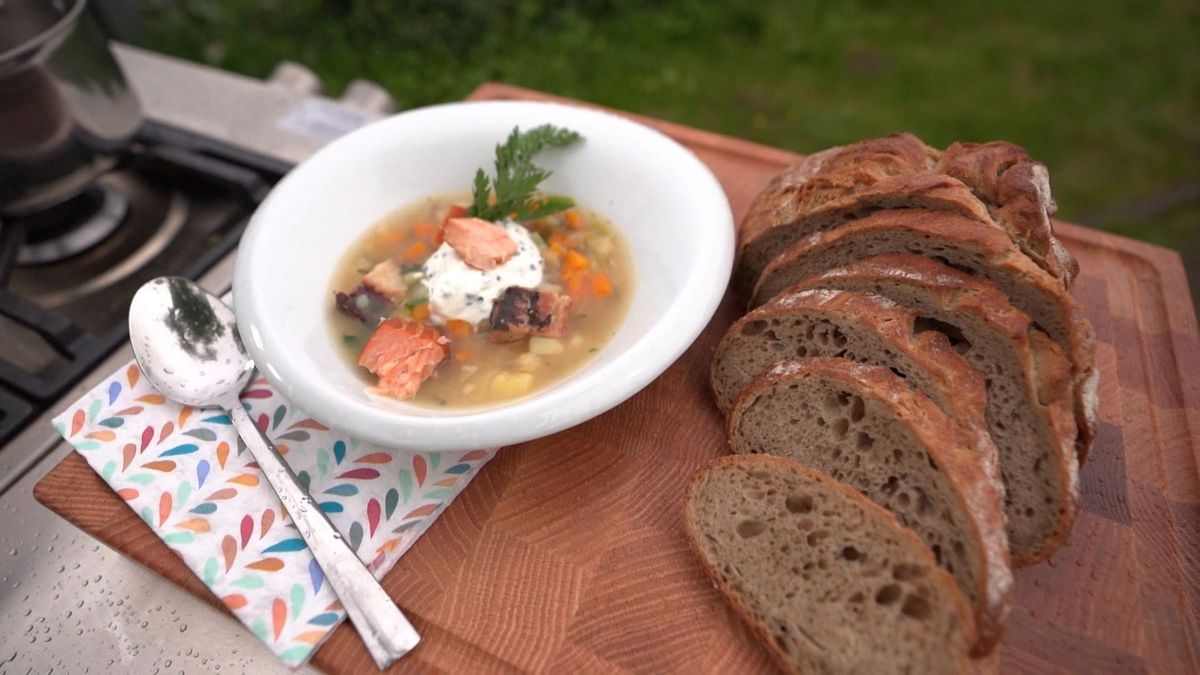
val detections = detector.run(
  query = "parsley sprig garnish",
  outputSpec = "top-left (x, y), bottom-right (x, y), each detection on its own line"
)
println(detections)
top-left (468, 124), bottom-right (583, 222)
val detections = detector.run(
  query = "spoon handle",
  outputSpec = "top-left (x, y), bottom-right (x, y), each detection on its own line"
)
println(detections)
top-left (225, 398), bottom-right (420, 669)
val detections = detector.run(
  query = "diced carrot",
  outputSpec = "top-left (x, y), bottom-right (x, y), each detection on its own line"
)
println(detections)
top-left (549, 242), bottom-right (566, 256)
top-left (412, 222), bottom-right (436, 238)
top-left (411, 302), bottom-right (430, 321)
top-left (455, 346), bottom-right (473, 363)
top-left (446, 319), bottom-right (472, 338)
top-left (566, 274), bottom-right (586, 299)
top-left (402, 241), bottom-right (429, 262)
top-left (443, 204), bottom-right (468, 224)
top-left (592, 272), bottom-right (613, 297)
top-left (563, 249), bottom-right (590, 273)
top-left (564, 210), bottom-right (582, 229)
top-left (549, 233), bottom-right (568, 248)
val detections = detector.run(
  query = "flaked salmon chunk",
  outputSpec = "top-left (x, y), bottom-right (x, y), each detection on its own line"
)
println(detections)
top-left (444, 217), bottom-right (518, 270)
top-left (357, 318), bottom-right (449, 399)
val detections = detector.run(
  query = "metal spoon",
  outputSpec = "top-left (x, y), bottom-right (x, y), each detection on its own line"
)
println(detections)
top-left (128, 276), bottom-right (419, 670)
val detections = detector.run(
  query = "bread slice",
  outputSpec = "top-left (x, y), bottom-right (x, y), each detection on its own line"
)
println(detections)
top-left (938, 141), bottom-right (1079, 287)
top-left (735, 133), bottom-right (941, 289)
top-left (709, 289), bottom-right (998, 480)
top-left (787, 254), bottom-right (1078, 565)
top-left (685, 454), bottom-right (977, 674)
top-left (749, 208), bottom-right (1098, 463)
top-left (727, 358), bottom-right (1011, 654)
top-left (735, 134), bottom-right (1078, 292)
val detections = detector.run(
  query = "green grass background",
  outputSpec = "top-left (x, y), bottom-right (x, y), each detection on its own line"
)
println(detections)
top-left (136, 0), bottom-right (1198, 257)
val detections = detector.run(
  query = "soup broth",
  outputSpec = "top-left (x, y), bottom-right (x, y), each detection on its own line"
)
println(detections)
top-left (329, 192), bottom-right (634, 409)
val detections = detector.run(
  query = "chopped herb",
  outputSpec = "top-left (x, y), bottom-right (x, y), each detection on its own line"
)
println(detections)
top-left (405, 294), bottom-right (429, 308)
top-left (400, 263), bottom-right (423, 274)
top-left (342, 334), bottom-right (359, 345)
top-left (529, 231), bottom-right (548, 249)
top-left (468, 124), bottom-right (584, 222)
top-left (588, 347), bottom-right (599, 353)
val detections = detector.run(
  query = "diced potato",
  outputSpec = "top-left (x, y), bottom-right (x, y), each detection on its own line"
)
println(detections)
top-left (568, 333), bottom-right (584, 349)
top-left (490, 371), bottom-right (534, 398)
top-left (529, 337), bottom-right (565, 355)
top-left (463, 383), bottom-right (476, 395)
top-left (513, 352), bottom-right (542, 372)
top-left (588, 236), bottom-right (613, 257)
top-left (538, 282), bottom-right (563, 294)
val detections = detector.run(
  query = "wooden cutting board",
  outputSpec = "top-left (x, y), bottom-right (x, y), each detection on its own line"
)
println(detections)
top-left (35, 83), bottom-right (1200, 674)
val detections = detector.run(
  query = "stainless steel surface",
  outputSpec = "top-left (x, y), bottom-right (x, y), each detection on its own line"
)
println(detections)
top-left (113, 44), bottom-right (388, 167)
top-left (268, 60), bottom-right (323, 96)
top-left (341, 80), bottom-right (397, 115)
top-left (0, 0), bottom-right (143, 217)
top-left (128, 277), bottom-right (421, 669)
top-left (0, 255), bottom-right (309, 674)
top-left (0, 47), bottom-right (399, 672)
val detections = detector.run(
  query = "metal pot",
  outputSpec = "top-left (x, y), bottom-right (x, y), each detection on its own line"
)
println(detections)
top-left (0, 0), bottom-right (143, 218)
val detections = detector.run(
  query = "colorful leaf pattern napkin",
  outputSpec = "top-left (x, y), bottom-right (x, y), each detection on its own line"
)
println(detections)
top-left (52, 362), bottom-right (494, 667)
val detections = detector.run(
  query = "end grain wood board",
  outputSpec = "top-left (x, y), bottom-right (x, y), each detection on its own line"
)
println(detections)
top-left (35, 83), bottom-right (1200, 674)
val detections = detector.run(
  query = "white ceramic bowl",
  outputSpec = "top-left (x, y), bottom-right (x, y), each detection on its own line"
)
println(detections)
top-left (234, 100), bottom-right (732, 451)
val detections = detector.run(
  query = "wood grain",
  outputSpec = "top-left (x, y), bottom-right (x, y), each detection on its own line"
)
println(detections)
top-left (34, 83), bottom-right (1200, 674)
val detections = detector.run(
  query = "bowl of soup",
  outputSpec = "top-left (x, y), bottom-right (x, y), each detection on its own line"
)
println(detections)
top-left (234, 100), bottom-right (732, 451)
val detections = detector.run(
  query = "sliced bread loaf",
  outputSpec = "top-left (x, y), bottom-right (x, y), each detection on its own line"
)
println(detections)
top-left (727, 358), bottom-right (1011, 653)
top-left (685, 454), bottom-right (977, 674)
top-left (736, 134), bottom-right (940, 289)
top-left (735, 135), bottom-right (1077, 292)
top-left (749, 208), bottom-right (1098, 462)
top-left (787, 254), bottom-right (1078, 565)
top-left (709, 289), bottom-right (999, 485)
top-left (939, 141), bottom-right (1079, 287)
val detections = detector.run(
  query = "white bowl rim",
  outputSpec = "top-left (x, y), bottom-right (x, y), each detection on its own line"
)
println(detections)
top-left (234, 99), bottom-right (732, 452)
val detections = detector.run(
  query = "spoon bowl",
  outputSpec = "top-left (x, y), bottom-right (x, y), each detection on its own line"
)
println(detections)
top-left (128, 276), bottom-right (254, 407)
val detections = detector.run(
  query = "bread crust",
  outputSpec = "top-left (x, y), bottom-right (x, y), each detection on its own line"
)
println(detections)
top-left (750, 209), bottom-right (1097, 464)
top-left (937, 141), bottom-right (1079, 285)
top-left (787, 254), bottom-right (1080, 565)
top-left (684, 454), bottom-right (978, 674)
top-left (734, 134), bottom-right (1078, 293)
top-left (725, 358), bottom-right (1011, 654)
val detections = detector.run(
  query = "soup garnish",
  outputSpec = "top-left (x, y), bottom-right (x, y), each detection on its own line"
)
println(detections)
top-left (330, 125), bottom-right (634, 408)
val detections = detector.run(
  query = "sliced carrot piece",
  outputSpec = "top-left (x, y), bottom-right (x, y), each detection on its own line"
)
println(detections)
top-left (592, 272), bottom-right (613, 297)
top-left (402, 241), bottom-right (430, 262)
top-left (412, 222), bottom-right (436, 238)
top-left (563, 249), bottom-right (590, 273)
top-left (445, 319), bottom-right (472, 338)
top-left (454, 346), bottom-right (473, 363)
top-left (564, 210), bottom-right (582, 229)
top-left (411, 302), bottom-right (430, 322)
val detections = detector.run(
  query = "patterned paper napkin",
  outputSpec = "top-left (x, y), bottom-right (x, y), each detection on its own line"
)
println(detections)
top-left (52, 361), bottom-right (494, 667)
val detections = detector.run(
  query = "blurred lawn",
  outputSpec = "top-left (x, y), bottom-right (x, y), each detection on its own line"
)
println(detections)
top-left (138, 0), bottom-right (1198, 253)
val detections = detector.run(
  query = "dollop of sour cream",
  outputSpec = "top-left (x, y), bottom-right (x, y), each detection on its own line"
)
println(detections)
top-left (421, 220), bottom-right (543, 326)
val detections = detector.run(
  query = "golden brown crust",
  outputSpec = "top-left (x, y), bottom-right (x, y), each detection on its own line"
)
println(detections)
top-left (734, 134), bottom-right (940, 290)
top-left (750, 209), bottom-right (1097, 464)
top-left (937, 142), bottom-right (1079, 286)
top-left (787, 254), bottom-right (1080, 565)
top-left (725, 359), bottom-right (1009, 654)
top-left (684, 454), bottom-right (978, 672)
top-left (734, 134), bottom-right (1079, 293)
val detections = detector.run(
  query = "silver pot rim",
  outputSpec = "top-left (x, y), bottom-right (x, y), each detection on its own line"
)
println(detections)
top-left (0, 0), bottom-right (88, 72)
